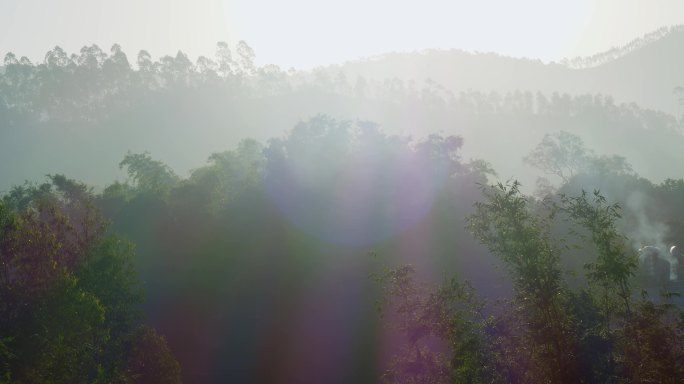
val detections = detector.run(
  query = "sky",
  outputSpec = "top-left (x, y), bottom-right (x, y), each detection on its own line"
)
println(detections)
top-left (1, 0), bottom-right (684, 69)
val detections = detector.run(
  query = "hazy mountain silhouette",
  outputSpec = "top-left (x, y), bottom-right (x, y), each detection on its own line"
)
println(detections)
top-left (334, 25), bottom-right (684, 116)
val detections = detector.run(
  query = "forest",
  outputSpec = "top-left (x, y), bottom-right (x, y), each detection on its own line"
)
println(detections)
top-left (2, 24), bottom-right (684, 384)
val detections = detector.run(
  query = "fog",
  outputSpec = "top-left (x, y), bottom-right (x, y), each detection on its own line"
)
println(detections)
top-left (2, 2), bottom-right (684, 383)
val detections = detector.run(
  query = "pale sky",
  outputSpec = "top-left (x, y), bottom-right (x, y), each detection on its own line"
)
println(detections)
top-left (1, 0), bottom-right (684, 69)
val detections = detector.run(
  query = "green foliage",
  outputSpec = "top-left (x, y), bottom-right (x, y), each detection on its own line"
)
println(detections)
top-left (464, 182), bottom-right (684, 382)
top-left (468, 182), bottom-right (564, 304)
top-left (180, 138), bottom-right (265, 213)
top-left (558, 189), bottom-right (684, 381)
top-left (467, 181), bottom-right (579, 383)
top-left (0, 176), bottom-right (179, 383)
top-left (373, 265), bottom-right (499, 384)
top-left (15, 276), bottom-right (107, 384)
top-left (2, 36), bottom-right (684, 383)
top-left (91, 117), bottom-right (490, 381)
top-left (124, 326), bottom-right (182, 384)
top-left (78, 235), bottom-right (143, 341)
top-left (119, 152), bottom-right (179, 196)
top-left (561, 191), bottom-right (636, 310)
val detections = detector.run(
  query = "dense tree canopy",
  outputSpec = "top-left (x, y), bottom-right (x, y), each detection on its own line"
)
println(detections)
top-left (3, 35), bottom-right (684, 383)
top-left (0, 176), bottom-right (180, 383)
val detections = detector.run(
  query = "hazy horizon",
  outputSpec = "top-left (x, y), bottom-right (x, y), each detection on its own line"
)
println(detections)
top-left (2, 0), bottom-right (684, 69)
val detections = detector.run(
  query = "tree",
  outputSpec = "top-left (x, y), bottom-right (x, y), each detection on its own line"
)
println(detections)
top-left (373, 265), bottom-right (499, 384)
top-left (215, 42), bottom-right (234, 78)
top-left (524, 131), bottom-right (589, 183)
top-left (467, 181), bottom-right (579, 383)
top-left (124, 326), bottom-right (182, 384)
top-left (561, 190), bottom-right (684, 382)
top-left (464, 181), bottom-right (684, 382)
top-left (119, 152), bottom-right (179, 196)
top-left (102, 44), bottom-right (131, 85)
top-left (0, 175), bottom-right (180, 383)
top-left (236, 41), bottom-right (256, 76)
top-left (44, 46), bottom-right (70, 69)
top-left (181, 139), bottom-right (265, 213)
top-left (196, 56), bottom-right (218, 82)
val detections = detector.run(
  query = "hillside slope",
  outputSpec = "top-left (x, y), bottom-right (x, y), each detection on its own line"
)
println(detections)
top-left (334, 26), bottom-right (684, 116)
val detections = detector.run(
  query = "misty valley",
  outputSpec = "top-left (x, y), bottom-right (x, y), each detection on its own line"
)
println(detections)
top-left (3, 25), bottom-right (684, 384)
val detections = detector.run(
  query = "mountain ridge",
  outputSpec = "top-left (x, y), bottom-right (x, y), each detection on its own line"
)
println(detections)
top-left (327, 25), bottom-right (684, 116)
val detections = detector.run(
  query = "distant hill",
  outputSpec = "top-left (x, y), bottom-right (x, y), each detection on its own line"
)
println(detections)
top-left (561, 26), bottom-right (683, 69)
top-left (332, 26), bottom-right (684, 116)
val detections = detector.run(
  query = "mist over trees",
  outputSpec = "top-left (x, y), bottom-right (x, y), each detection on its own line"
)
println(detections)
top-left (3, 26), bottom-right (684, 383)
top-left (2, 35), bottom-right (684, 192)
